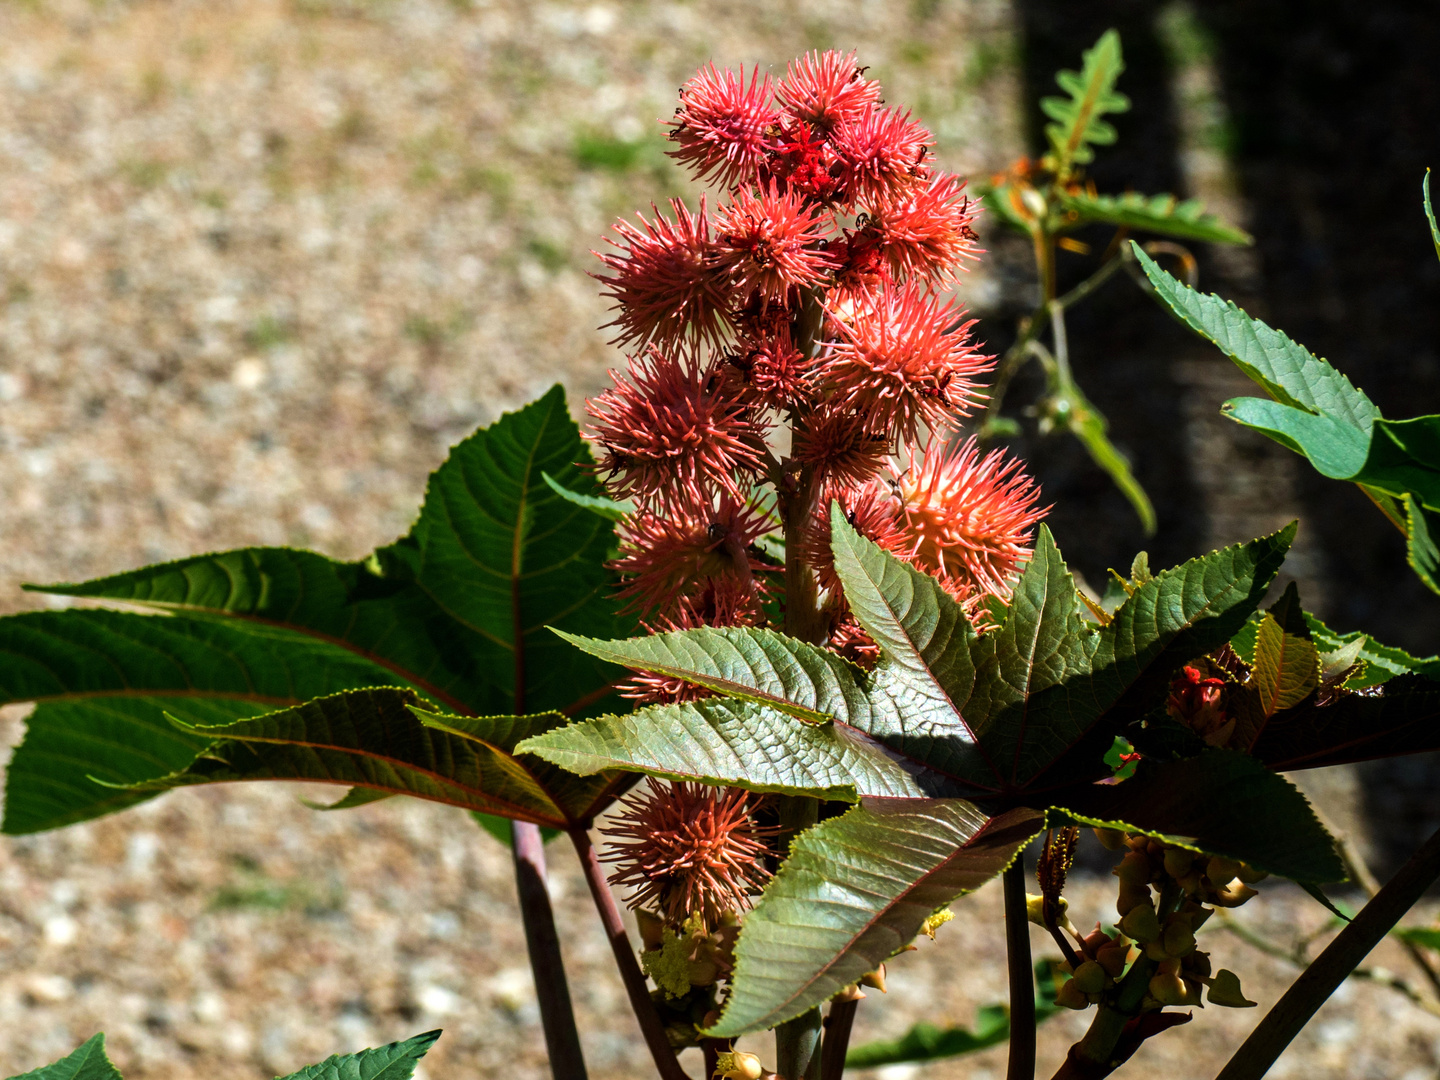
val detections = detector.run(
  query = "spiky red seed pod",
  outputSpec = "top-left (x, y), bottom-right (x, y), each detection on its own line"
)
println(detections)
top-left (588, 350), bottom-right (769, 509)
top-left (828, 613), bottom-right (880, 669)
top-left (799, 479), bottom-right (903, 595)
top-left (866, 173), bottom-right (982, 284)
top-left (602, 781), bottom-right (779, 926)
top-left (776, 50), bottom-right (882, 129)
top-left (892, 436), bottom-right (1046, 602)
top-left (610, 492), bottom-right (775, 617)
top-left (768, 121), bottom-right (843, 202)
top-left (668, 64), bottom-right (781, 190)
top-left (822, 283), bottom-right (993, 443)
top-left (730, 328), bottom-right (817, 410)
top-left (713, 186), bottom-right (836, 307)
top-left (830, 105), bottom-right (933, 204)
top-left (595, 198), bottom-right (732, 351)
top-left (790, 404), bottom-right (892, 487)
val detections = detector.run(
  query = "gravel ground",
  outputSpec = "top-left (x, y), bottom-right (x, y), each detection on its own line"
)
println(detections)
top-left (2, 1), bottom-right (1439, 1077)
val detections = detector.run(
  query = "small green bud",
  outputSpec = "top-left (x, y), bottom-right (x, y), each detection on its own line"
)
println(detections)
top-left (1118, 902), bottom-right (1161, 944)
top-left (715, 1051), bottom-right (764, 1080)
top-left (1206, 968), bottom-right (1257, 1008)
top-left (1093, 827), bottom-right (1127, 851)
top-left (1055, 977), bottom-right (1091, 1010)
top-left (1070, 961), bottom-right (1106, 995)
top-left (1148, 971), bottom-right (1188, 1006)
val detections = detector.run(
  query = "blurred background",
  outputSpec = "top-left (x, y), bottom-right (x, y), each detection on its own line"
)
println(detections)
top-left (0, 0), bottom-right (1437, 1076)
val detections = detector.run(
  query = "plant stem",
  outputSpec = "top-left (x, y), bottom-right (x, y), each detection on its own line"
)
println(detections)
top-left (1048, 302), bottom-right (1072, 387)
top-left (1003, 859), bottom-right (1036, 1080)
top-left (512, 821), bottom-right (589, 1080)
top-left (820, 998), bottom-right (859, 1080)
top-left (1334, 831), bottom-right (1440, 1001)
top-left (775, 795), bottom-right (823, 1079)
top-left (570, 827), bottom-right (692, 1080)
top-left (1215, 822), bottom-right (1440, 1080)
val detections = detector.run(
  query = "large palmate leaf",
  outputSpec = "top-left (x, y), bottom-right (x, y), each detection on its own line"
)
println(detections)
top-left (1058, 190), bottom-right (1252, 245)
top-left (704, 803), bottom-right (1043, 1037)
top-left (1041, 29), bottom-right (1129, 178)
top-left (1135, 242), bottom-right (1440, 593)
top-left (7, 1034), bottom-right (121, 1080)
top-left (527, 511), bottom-right (1294, 802)
top-left (128, 688), bottom-right (619, 828)
top-left (3, 386), bottom-right (631, 833)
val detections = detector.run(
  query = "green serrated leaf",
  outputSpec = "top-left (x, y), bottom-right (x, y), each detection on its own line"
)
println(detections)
top-left (706, 803), bottom-right (1042, 1037)
top-left (1058, 190), bottom-right (1251, 245)
top-left (1251, 675), bottom-right (1440, 771)
top-left (1041, 29), bottom-right (1130, 177)
top-left (1403, 493), bottom-right (1440, 596)
top-left (6, 1034), bottom-right (122, 1080)
top-left (517, 697), bottom-right (948, 801)
top-left (301, 786), bottom-right (397, 811)
top-left (551, 625), bottom-right (871, 725)
top-left (1050, 750), bottom-right (1343, 883)
top-left (132, 688), bottom-right (614, 827)
top-left (1134, 243), bottom-right (1377, 430)
top-left (276, 1031), bottom-right (441, 1080)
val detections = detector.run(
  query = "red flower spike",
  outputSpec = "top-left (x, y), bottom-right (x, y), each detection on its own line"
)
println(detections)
top-left (588, 351), bottom-right (769, 509)
top-left (1167, 667), bottom-right (1235, 747)
top-left (668, 64), bottom-right (781, 190)
top-left (769, 121), bottom-right (843, 202)
top-left (892, 436), bottom-right (1046, 603)
top-left (776, 50), bottom-right (882, 130)
top-left (831, 105), bottom-right (934, 204)
top-left (713, 186), bottom-right (837, 307)
top-left (798, 479), bottom-right (903, 596)
top-left (868, 173), bottom-right (982, 285)
top-left (595, 199), bottom-right (731, 351)
top-left (601, 781), bottom-right (779, 926)
top-left (791, 404), bottom-right (892, 488)
top-left (823, 283), bottom-right (993, 443)
top-left (611, 492), bottom-right (775, 618)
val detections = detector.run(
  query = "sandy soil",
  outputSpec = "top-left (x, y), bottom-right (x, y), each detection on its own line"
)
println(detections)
top-left (1, 1), bottom-right (1438, 1077)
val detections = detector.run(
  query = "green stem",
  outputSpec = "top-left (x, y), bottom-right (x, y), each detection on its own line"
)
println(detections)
top-left (1216, 823), bottom-right (1440, 1080)
top-left (1003, 859), bottom-right (1036, 1080)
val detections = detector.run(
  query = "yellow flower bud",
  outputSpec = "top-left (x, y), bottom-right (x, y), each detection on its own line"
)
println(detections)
top-left (1162, 918), bottom-right (1197, 958)
top-left (716, 1051), bottom-right (764, 1080)
top-left (1206, 856), bottom-right (1242, 884)
top-left (1206, 968), bottom-right (1257, 1008)
top-left (1236, 862), bottom-right (1269, 884)
top-left (1118, 901), bottom-right (1161, 944)
top-left (1055, 977), bottom-right (1091, 1010)
top-left (1148, 971), bottom-right (1189, 1006)
top-left (1163, 847), bottom-right (1196, 880)
top-left (1093, 827), bottom-right (1127, 850)
top-left (1070, 961), bottom-right (1107, 995)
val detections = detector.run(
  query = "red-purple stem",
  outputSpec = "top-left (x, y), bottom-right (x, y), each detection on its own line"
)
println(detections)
top-left (513, 820), bottom-right (589, 1080)
top-left (571, 825), bottom-right (692, 1080)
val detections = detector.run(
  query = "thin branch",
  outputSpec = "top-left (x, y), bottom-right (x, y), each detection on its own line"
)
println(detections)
top-left (821, 998), bottom-right (860, 1080)
top-left (1216, 822), bottom-right (1440, 1080)
top-left (1334, 829), bottom-right (1440, 1002)
top-left (513, 820), bottom-right (589, 1080)
top-left (1004, 859), bottom-right (1036, 1080)
top-left (570, 826), bottom-right (692, 1080)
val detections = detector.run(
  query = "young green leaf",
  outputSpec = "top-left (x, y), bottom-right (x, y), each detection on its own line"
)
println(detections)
top-left (1051, 750), bottom-right (1344, 883)
top-left (1251, 613), bottom-right (1319, 716)
top-left (1041, 29), bottom-right (1130, 178)
top-left (276, 1031), bottom-right (441, 1080)
top-left (704, 803), bottom-right (1042, 1037)
top-left (6, 1034), bottom-right (122, 1080)
top-left (1404, 493), bottom-right (1440, 595)
top-left (1249, 677), bottom-right (1440, 771)
top-left (1058, 190), bottom-right (1252, 245)
top-left (1053, 380), bottom-right (1157, 534)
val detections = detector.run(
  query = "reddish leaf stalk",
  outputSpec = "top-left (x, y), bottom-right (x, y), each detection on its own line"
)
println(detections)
top-left (512, 820), bottom-right (589, 1080)
top-left (570, 826), bottom-right (692, 1080)
top-left (1003, 859), bottom-right (1036, 1080)
top-left (820, 998), bottom-right (860, 1080)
